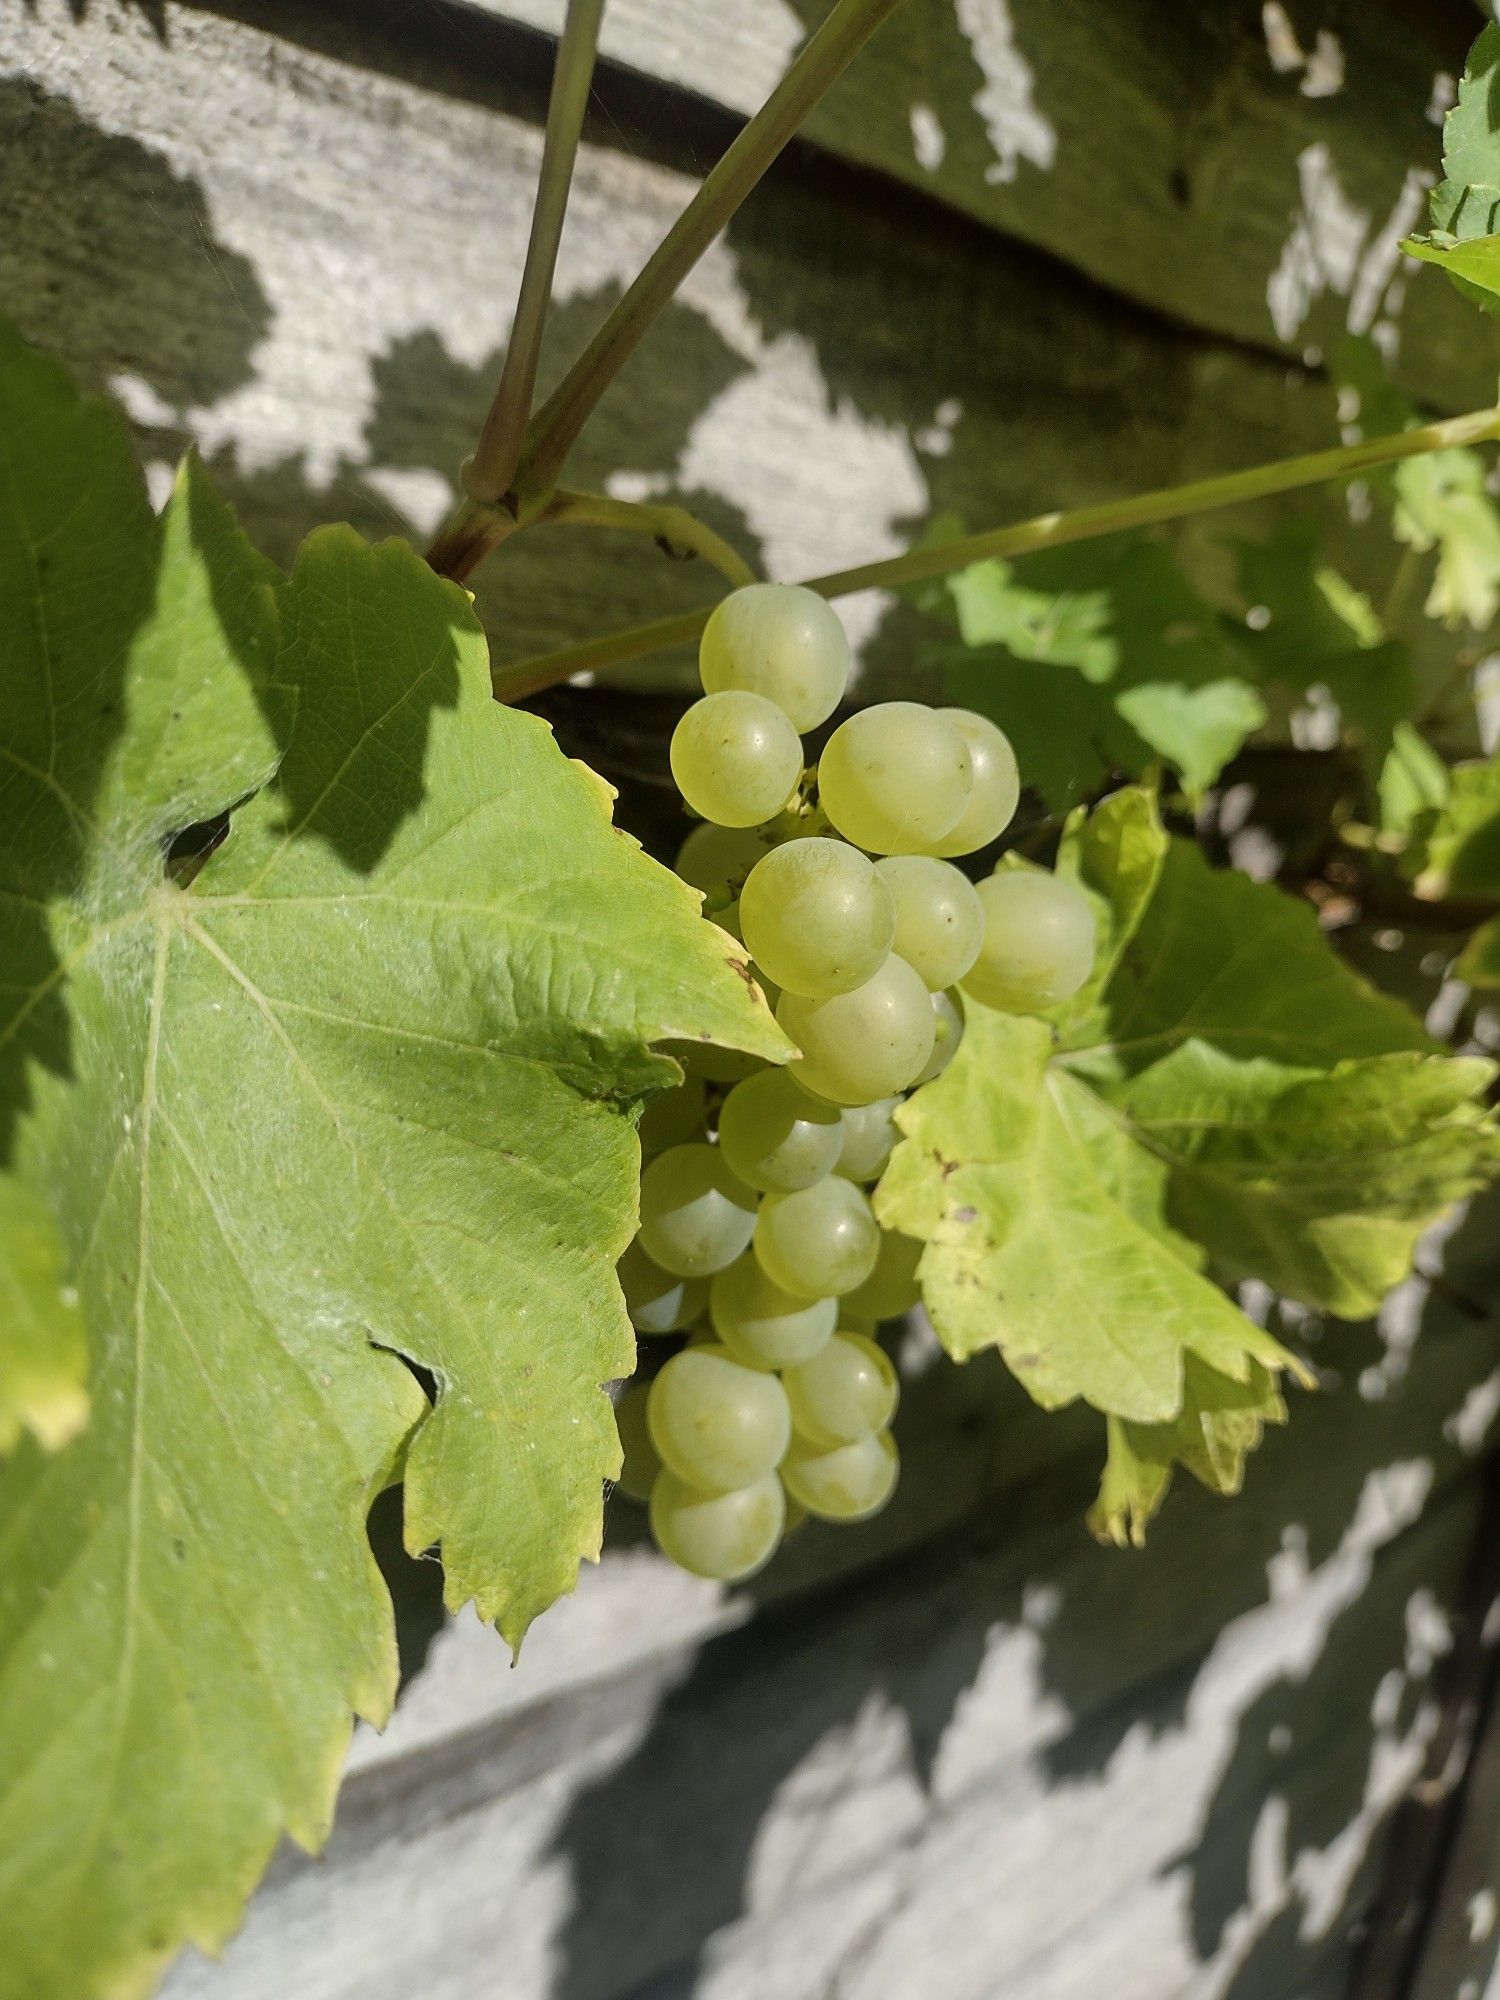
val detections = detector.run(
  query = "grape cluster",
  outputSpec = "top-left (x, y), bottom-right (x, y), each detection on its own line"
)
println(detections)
top-left (613, 583), bottom-right (1097, 1582)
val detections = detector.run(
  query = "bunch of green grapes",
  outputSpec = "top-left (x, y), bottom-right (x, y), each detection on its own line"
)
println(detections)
top-left (612, 583), bottom-right (1097, 1582)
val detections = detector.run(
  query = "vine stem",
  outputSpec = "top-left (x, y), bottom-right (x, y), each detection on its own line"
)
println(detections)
top-left (490, 403), bottom-right (1500, 702)
top-left (543, 490), bottom-right (757, 586)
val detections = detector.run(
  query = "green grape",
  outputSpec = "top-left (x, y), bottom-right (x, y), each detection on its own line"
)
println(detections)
top-left (638, 1144), bottom-right (759, 1276)
top-left (754, 1176), bottom-right (880, 1300)
top-left (739, 838), bottom-right (895, 998)
top-left (915, 989), bottom-right (963, 1083)
top-left (873, 855), bottom-right (984, 990)
top-left (612, 1383), bottom-right (661, 1502)
top-left (710, 1254), bottom-right (837, 1369)
top-left (670, 691), bottom-right (803, 829)
top-left (646, 1343), bottom-right (792, 1491)
top-left (638, 1073), bottom-right (708, 1160)
top-left (699, 582), bottom-right (850, 731)
top-left (817, 702), bottom-right (972, 855)
top-left (840, 1230), bottom-right (922, 1322)
top-left (782, 1331), bottom-right (899, 1445)
top-left (717, 1067), bottom-right (843, 1192)
top-left (927, 708), bottom-right (1020, 856)
top-left (962, 869), bottom-right (1097, 1012)
top-left (670, 1038), bottom-right (763, 1087)
top-left (675, 822), bottom-right (771, 906)
top-left (618, 1237), bottom-right (710, 1334)
top-left (781, 1428), bottom-right (898, 1522)
top-left (650, 1468), bottom-right (786, 1580)
top-left (777, 954), bottom-right (934, 1105)
top-left (835, 1097), bottom-right (902, 1183)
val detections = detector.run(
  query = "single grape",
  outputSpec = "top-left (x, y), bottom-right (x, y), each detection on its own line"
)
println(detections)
top-left (618, 1237), bottom-right (710, 1335)
top-left (739, 838), bottom-right (895, 998)
top-left (874, 855), bottom-right (984, 990)
top-left (782, 1331), bottom-right (899, 1445)
top-left (638, 1073), bottom-right (708, 1160)
top-left (650, 1468), bottom-right (786, 1580)
top-left (914, 989), bottom-right (963, 1083)
top-left (927, 709), bottom-right (1020, 856)
top-left (781, 1428), bottom-right (899, 1522)
top-left (717, 1067), bottom-right (843, 1193)
top-left (710, 1254), bottom-right (837, 1369)
top-left (835, 1097), bottom-right (902, 1183)
top-left (612, 1383), bottom-right (661, 1502)
top-left (675, 822), bottom-right (771, 907)
top-left (670, 691), bottom-right (803, 829)
top-left (699, 582), bottom-right (850, 731)
top-left (638, 1144), bottom-right (758, 1276)
top-left (962, 870), bottom-right (1097, 1013)
top-left (840, 1230), bottom-right (922, 1322)
top-left (647, 1343), bottom-right (792, 1491)
top-left (777, 954), bottom-right (934, 1105)
top-left (817, 703), bottom-right (972, 855)
top-left (754, 1177), bottom-right (880, 1300)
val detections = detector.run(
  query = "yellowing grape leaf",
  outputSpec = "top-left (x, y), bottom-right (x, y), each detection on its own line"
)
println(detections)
top-left (0, 325), bottom-right (785, 2000)
top-left (877, 788), bottom-right (1499, 1533)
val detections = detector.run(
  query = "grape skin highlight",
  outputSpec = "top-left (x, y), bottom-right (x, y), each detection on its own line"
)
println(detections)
top-left (740, 838), bottom-right (895, 998)
top-left (717, 1067), bottom-right (843, 1192)
top-left (650, 1469), bottom-right (786, 1580)
top-left (962, 870), bottom-right (1097, 1013)
top-left (638, 1143), bottom-right (759, 1276)
top-left (817, 702), bottom-right (972, 855)
top-left (647, 1344), bottom-right (792, 1492)
top-left (670, 690), bottom-right (803, 829)
top-left (754, 1177), bottom-right (881, 1300)
top-left (874, 855), bottom-right (984, 991)
top-left (699, 582), bottom-right (850, 731)
top-left (777, 954), bottom-right (935, 1105)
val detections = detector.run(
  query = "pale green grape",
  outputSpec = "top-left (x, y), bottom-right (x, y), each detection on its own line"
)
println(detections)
top-left (962, 870), bottom-right (1097, 1012)
top-left (646, 1343), bottom-right (792, 1491)
top-left (650, 1468), bottom-right (786, 1580)
top-left (717, 1067), bottom-right (843, 1192)
top-left (638, 1074), bottom-right (707, 1160)
top-left (874, 855), bottom-right (984, 990)
top-left (781, 1428), bottom-right (898, 1522)
top-left (782, 1331), bottom-right (899, 1445)
top-left (754, 1177), bottom-right (880, 1300)
top-left (817, 703), bottom-right (972, 854)
top-left (928, 709), bottom-right (1020, 856)
top-left (710, 1254), bottom-right (837, 1370)
top-left (739, 838), bottom-right (895, 998)
top-left (670, 691), bottom-right (803, 829)
top-left (777, 954), bottom-right (934, 1105)
top-left (671, 1038), bottom-right (763, 1087)
top-left (675, 822), bottom-right (771, 906)
top-left (699, 582), bottom-right (850, 731)
top-left (835, 1097), bottom-right (901, 1183)
top-left (618, 1237), bottom-right (709, 1335)
top-left (612, 1383), bottom-right (661, 1502)
top-left (638, 1144), bottom-right (758, 1276)
top-left (915, 989), bottom-right (963, 1083)
top-left (841, 1230), bottom-right (922, 1322)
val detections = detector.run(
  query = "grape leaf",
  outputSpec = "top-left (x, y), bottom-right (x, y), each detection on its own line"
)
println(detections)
top-left (1408, 754), bottom-right (1500, 896)
top-left (877, 788), bottom-right (1499, 1526)
top-left (0, 1176), bottom-right (87, 1452)
top-left (1401, 26), bottom-right (1500, 313)
top-left (0, 325), bottom-right (785, 1999)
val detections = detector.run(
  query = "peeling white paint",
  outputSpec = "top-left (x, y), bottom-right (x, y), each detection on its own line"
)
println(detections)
top-left (952, 0), bottom-right (1057, 185)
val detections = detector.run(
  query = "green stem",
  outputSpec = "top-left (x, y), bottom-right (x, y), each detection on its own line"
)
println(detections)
top-left (465, 0), bottom-right (605, 506)
top-left (491, 404), bottom-right (1500, 701)
top-left (543, 489), bottom-right (758, 586)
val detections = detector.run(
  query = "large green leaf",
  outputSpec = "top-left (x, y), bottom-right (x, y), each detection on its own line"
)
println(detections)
top-left (0, 326), bottom-right (784, 1998)
top-left (877, 788), bottom-right (1499, 1535)
top-left (0, 1176), bottom-right (87, 1452)
top-left (1402, 26), bottom-right (1500, 313)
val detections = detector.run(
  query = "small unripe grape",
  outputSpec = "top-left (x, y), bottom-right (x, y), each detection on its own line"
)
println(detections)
top-left (841, 1230), bottom-right (923, 1322)
top-left (650, 1469), bottom-right (786, 1580)
top-left (962, 870), bottom-right (1097, 1013)
top-left (740, 838), bottom-right (895, 997)
top-left (781, 1428), bottom-right (898, 1522)
top-left (618, 1237), bottom-right (710, 1335)
top-left (638, 1143), bottom-right (758, 1276)
top-left (777, 955), bottom-right (934, 1105)
top-left (699, 582), bottom-right (850, 730)
top-left (670, 691), bottom-right (803, 828)
top-left (638, 1074), bottom-right (707, 1160)
top-left (927, 709), bottom-right (1020, 856)
top-left (612, 1383), bottom-right (661, 1502)
top-left (675, 822), bottom-right (771, 906)
top-left (754, 1177), bottom-right (880, 1300)
top-left (915, 990), bottom-right (963, 1083)
top-left (710, 1254), bottom-right (837, 1369)
top-left (647, 1343), bottom-right (792, 1491)
top-left (874, 855), bottom-right (984, 990)
top-left (817, 703), bottom-right (972, 854)
top-left (835, 1097), bottom-right (902, 1183)
top-left (717, 1067), bottom-right (843, 1193)
top-left (782, 1331), bottom-right (899, 1445)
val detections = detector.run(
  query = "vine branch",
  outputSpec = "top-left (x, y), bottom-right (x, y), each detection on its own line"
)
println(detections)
top-left (543, 490), bottom-right (757, 586)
